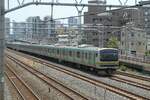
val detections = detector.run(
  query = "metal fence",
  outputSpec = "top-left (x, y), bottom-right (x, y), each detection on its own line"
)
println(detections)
top-left (119, 55), bottom-right (150, 64)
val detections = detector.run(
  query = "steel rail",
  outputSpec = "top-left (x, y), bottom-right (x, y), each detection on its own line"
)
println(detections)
top-left (6, 55), bottom-right (89, 100)
top-left (5, 72), bottom-right (26, 100)
top-left (116, 71), bottom-right (150, 82)
top-left (6, 51), bottom-right (149, 100)
top-left (110, 76), bottom-right (150, 91)
top-left (28, 58), bottom-right (149, 100)
top-left (5, 64), bottom-right (40, 100)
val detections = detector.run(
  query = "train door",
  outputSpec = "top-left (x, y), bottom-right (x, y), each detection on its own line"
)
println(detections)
top-left (88, 51), bottom-right (97, 66)
top-left (82, 51), bottom-right (86, 64)
top-left (60, 48), bottom-right (62, 60)
top-left (68, 49), bottom-right (73, 62)
top-left (76, 50), bottom-right (80, 63)
top-left (80, 50), bottom-right (83, 64)
top-left (72, 50), bottom-right (76, 63)
top-left (95, 51), bottom-right (99, 67)
top-left (91, 51), bottom-right (95, 66)
top-left (48, 48), bottom-right (50, 57)
top-left (88, 51), bottom-right (92, 65)
top-left (84, 52), bottom-right (88, 65)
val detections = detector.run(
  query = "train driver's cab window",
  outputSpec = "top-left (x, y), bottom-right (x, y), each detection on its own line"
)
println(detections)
top-left (96, 53), bottom-right (98, 57)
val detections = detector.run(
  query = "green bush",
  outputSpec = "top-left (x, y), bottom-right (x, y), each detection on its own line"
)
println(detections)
top-left (106, 36), bottom-right (119, 48)
top-left (145, 50), bottom-right (150, 56)
top-left (120, 65), bottom-right (127, 71)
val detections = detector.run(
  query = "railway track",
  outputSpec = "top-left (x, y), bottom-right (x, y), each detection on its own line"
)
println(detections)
top-left (110, 75), bottom-right (150, 91)
top-left (6, 55), bottom-right (89, 100)
top-left (6, 50), bottom-right (150, 100)
top-left (5, 63), bottom-right (40, 100)
top-left (113, 71), bottom-right (150, 91)
top-left (116, 71), bottom-right (150, 82)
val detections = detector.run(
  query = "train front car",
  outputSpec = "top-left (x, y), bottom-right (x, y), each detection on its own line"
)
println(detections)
top-left (96, 48), bottom-right (119, 75)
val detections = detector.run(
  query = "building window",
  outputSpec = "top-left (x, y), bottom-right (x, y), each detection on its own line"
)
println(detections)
top-left (138, 42), bottom-right (141, 45)
top-left (99, 18), bottom-right (102, 21)
top-left (122, 32), bottom-right (124, 36)
top-left (131, 33), bottom-right (134, 37)
top-left (145, 11), bottom-right (148, 15)
top-left (138, 34), bottom-right (140, 37)
top-left (145, 18), bottom-right (148, 22)
top-left (131, 42), bottom-right (134, 45)
top-left (131, 51), bottom-right (136, 56)
top-left (122, 42), bottom-right (124, 45)
top-left (107, 32), bottom-right (111, 34)
top-left (93, 18), bottom-right (98, 23)
top-left (145, 24), bottom-right (148, 28)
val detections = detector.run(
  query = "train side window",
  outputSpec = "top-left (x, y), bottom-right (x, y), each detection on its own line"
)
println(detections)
top-left (77, 51), bottom-right (80, 58)
top-left (47, 48), bottom-right (49, 53)
top-left (57, 49), bottom-right (59, 54)
top-left (54, 49), bottom-right (56, 53)
top-left (82, 52), bottom-right (84, 58)
top-left (69, 51), bottom-right (72, 56)
top-left (85, 53), bottom-right (88, 59)
top-left (65, 50), bottom-right (66, 56)
top-left (89, 53), bottom-right (91, 59)
top-left (65, 50), bottom-right (66, 55)
top-left (52, 49), bottom-right (54, 53)
top-left (63, 50), bottom-right (65, 55)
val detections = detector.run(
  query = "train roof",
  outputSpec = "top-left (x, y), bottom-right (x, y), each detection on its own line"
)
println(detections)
top-left (8, 42), bottom-right (118, 51)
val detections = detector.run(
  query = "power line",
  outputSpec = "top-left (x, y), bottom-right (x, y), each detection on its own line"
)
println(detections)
top-left (51, 4), bottom-right (142, 21)
top-left (4, 2), bottom-right (129, 14)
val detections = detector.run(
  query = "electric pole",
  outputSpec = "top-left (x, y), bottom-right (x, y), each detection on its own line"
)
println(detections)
top-left (0, 0), bottom-right (5, 99)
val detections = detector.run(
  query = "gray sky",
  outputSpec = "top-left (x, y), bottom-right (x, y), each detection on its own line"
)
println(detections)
top-left (5, 0), bottom-right (141, 22)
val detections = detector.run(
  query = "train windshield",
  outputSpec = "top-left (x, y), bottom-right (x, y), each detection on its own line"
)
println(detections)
top-left (100, 49), bottom-right (118, 61)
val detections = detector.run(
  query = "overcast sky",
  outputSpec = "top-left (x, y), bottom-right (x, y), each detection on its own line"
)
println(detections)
top-left (5, 0), bottom-right (142, 22)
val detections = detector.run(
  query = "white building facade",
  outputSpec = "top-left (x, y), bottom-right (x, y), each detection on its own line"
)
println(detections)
top-left (12, 21), bottom-right (26, 40)
top-left (5, 18), bottom-right (10, 40)
top-left (120, 23), bottom-right (147, 58)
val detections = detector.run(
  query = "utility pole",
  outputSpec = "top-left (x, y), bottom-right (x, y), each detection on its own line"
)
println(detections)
top-left (50, 0), bottom-right (54, 37)
top-left (74, 0), bottom-right (84, 45)
top-left (0, 0), bottom-right (5, 99)
top-left (50, 0), bottom-right (55, 43)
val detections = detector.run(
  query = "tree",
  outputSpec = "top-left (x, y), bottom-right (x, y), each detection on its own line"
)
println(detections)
top-left (145, 50), bottom-right (150, 56)
top-left (106, 36), bottom-right (119, 48)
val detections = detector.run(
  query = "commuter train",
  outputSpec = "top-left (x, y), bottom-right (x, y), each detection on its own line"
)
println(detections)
top-left (7, 43), bottom-right (119, 75)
